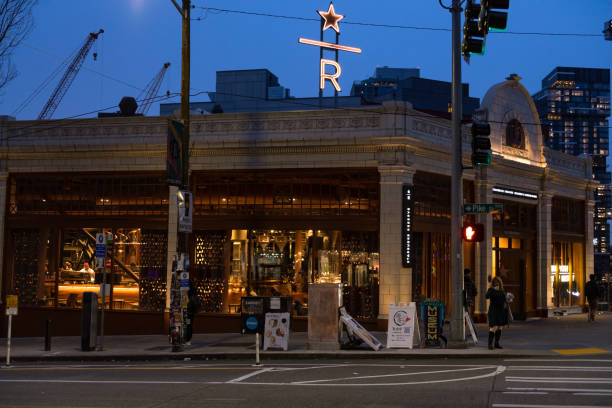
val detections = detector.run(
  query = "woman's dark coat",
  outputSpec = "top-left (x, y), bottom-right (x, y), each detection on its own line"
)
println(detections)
top-left (486, 287), bottom-right (508, 327)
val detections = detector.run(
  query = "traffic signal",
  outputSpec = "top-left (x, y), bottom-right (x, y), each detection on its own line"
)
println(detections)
top-left (462, 0), bottom-right (485, 56)
top-left (471, 121), bottom-right (491, 166)
top-left (463, 223), bottom-right (484, 242)
top-left (478, 0), bottom-right (509, 33)
top-left (604, 20), bottom-right (612, 41)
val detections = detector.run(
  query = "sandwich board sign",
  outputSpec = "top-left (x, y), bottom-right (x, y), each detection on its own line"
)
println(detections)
top-left (465, 309), bottom-right (478, 344)
top-left (386, 302), bottom-right (420, 349)
top-left (339, 307), bottom-right (383, 351)
top-left (263, 312), bottom-right (290, 351)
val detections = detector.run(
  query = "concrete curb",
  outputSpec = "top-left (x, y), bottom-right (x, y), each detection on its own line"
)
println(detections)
top-left (5, 349), bottom-right (552, 363)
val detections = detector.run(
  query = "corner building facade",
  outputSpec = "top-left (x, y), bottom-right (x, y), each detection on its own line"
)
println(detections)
top-left (0, 76), bottom-right (594, 335)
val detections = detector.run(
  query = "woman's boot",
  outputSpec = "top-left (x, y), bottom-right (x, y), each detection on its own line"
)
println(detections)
top-left (488, 331), bottom-right (494, 350)
top-left (494, 329), bottom-right (503, 349)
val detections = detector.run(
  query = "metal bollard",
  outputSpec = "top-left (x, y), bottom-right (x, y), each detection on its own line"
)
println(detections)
top-left (44, 319), bottom-right (52, 351)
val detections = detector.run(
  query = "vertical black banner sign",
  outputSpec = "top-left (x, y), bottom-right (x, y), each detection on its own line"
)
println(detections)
top-left (401, 184), bottom-right (413, 268)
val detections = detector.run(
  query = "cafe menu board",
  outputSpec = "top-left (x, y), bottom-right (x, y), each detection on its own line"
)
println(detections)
top-left (386, 302), bottom-right (419, 349)
top-left (420, 300), bottom-right (444, 347)
top-left (263, 312), bottom-right (290, 351)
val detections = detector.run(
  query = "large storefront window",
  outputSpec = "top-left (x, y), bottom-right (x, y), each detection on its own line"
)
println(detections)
top-left (9, 227), bottom-right (167, 311)
top-left (6, 173), bottom-right (169, 311)
top-left (6, 170), bottom-right (380, 320)
top-left (192, 229), bottom-right (379, 320)
top-left (550, 196), bottom-right (586, 308)
top-left (551, 241), bottom-right (584, 307)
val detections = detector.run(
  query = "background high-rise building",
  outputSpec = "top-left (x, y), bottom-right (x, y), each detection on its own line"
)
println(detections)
top-left (533, 67), bottom-right (611, 276)
top-left (160, 67), bottom-right (480, 117)
top-left (351, 66), bottom-right (480, 116)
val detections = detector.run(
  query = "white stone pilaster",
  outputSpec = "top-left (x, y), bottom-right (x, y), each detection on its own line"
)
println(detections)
top-left (585, 187), bottom-right (595, 280)
top-left (537, 192), bottom-right (553, 311)
top-left (378, 165), bottom-right (415, 319)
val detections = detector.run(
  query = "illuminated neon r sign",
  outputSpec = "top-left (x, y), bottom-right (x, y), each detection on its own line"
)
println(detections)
top-left (298, 2), bottom-right (362, 92)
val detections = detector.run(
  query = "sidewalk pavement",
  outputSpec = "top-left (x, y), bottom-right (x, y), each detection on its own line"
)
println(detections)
top-left (1, 312), bottom-right (610, 363)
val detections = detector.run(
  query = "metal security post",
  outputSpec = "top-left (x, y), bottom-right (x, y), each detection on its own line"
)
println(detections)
top-left (4, 294), bottom-right (17, 366)
top-left (6, 314), bottom-right (11, 366)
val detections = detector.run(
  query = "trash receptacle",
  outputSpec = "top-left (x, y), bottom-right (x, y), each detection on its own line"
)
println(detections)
top-left (81, 292), bottom-right (98, 351)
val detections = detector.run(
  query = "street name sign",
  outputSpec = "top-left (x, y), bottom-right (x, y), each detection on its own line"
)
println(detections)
top-left (463, 203), bottom-right (503, 214)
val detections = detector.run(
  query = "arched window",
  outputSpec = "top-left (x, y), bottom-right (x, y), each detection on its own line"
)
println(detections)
top-left (505, 119), bottom-right (525, 149)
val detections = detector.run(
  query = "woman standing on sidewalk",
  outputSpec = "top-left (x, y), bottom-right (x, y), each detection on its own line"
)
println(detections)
top-left (486, 276), bottom-right (508, 350)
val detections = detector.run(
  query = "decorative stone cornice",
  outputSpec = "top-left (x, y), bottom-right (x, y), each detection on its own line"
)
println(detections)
top-left (502, 144), bottom-right (528, 158)
top-left (192, 115), bottom-right (381, 135)
top-left (543, 147), bottom-right (588, 176)
top-left (191, 144), bottom-right (378, 157)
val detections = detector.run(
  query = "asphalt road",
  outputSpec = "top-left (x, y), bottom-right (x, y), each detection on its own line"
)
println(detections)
top-left (1, 357), bottom-right (611, 408)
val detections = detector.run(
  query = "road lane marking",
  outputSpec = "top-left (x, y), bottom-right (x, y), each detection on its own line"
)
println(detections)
top-left (242, 365), bottom-right (507, 386)
top-left (507, 366), bottom-right (612, 372)
top-left (0, 366), bottom-right (263, 371)
top-left (204, 399), bottom-right (248, 401)
top-left (274, 364), bottom-right (354, 372)
top-left (552, 348), bottom-right (609, 355)
top-left (508, 387), bottom-right (612, 393)
top-left (292, 365), bottom-right (497, 384)
top-left (504, 359), bottom-right (612, 363)
top-left (493, 405), bottom-right (612, 408)
top-left (502, 392), bottom-right (548, 395)
top-left (506, 377), bottom-right (612, 384)
top-left (0, 379), bottom-right (194, 384)
top-left (574, 393), bottom-right (612, 396)
top-left (227, 368), bottom-right (272, 383)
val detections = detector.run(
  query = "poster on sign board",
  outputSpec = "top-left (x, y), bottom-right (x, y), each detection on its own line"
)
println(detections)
top-left (386, 302), bottom-right (420, 349)
top-left (420, 300), bottom-right (445, 347)
top-left (263, 312), bottom-right (290, 351)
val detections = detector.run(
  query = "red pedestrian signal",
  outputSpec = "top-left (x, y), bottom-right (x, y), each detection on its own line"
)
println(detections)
top-left (463, 224), bottom-right (484, 242)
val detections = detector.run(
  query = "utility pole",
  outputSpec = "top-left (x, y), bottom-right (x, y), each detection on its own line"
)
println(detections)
top-left (169, 0), bottom-right (191, 353)
top-left (445, 0), bottom-right (467, 347)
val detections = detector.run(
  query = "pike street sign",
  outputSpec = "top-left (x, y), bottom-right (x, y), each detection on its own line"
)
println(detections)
top-left (463, 203), bottom-right (503, 214)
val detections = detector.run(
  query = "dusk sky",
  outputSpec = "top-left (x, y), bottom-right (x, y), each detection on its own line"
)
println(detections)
top-left (0, 0), bottom-right (610, 120)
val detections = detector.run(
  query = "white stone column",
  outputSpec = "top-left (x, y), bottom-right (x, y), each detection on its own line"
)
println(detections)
top-left (0, 172), bottom-right (7, 304)
top-left (585, 187), bottom-right (595, 280)
top-left (474, 168), bottom-right (493, 316)
top-left (166, 185), bottom-right (178, 311)
top-left (378, 165), bottom-right (415, 319)
top-left (537, 192), bottom-right (553, 311)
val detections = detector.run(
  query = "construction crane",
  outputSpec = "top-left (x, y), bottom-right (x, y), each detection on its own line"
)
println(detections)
top-left (38, 29), bottom-right (104, 120)
top-left (136, 62), bottom-right (171, 115)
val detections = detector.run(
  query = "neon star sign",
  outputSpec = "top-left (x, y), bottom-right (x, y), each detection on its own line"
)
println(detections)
top-left (298, 2), bottom-right (362, 92)
top-left (318, 2), bottom-right (343, 33)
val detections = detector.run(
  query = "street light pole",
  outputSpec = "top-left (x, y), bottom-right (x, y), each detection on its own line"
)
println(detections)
top-left (449, 0), bottom-right (466, 347)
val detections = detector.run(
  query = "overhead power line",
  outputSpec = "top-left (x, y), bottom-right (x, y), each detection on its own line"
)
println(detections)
top-left (194, 6), bottom-right (604, 38)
